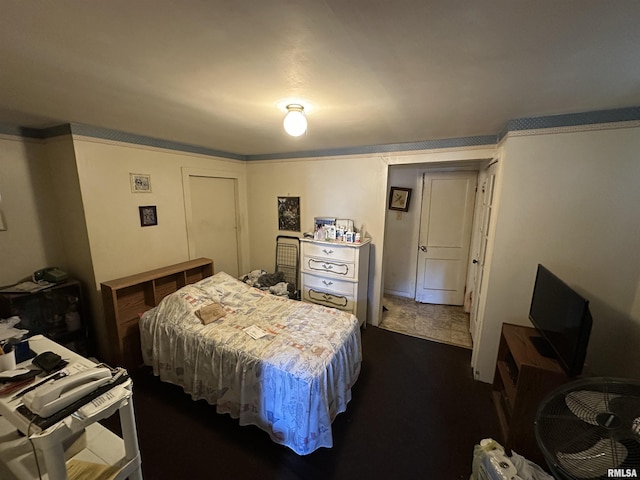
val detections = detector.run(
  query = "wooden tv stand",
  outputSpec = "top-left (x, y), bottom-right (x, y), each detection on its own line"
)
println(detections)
top-left (492, 323), bottom-right (569, 466)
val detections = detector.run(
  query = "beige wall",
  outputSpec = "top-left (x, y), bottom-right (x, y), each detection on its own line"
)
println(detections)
top-left (0, 135), bottom-right (66, 286)
top-left (70, 136), bottom-right (249, 357)
top-left (246, 154), bottom-right (388, 325)
top-left (0, 133), bottom-right (250, 358)
top-left (70, 137), bottom-right (249, 285)
top-left (44, 136), bottom-right (95, 286)
top-left (474, 125), bottom-right (640, 382)
top-left (383, 165), bottom-right (423, 298)
top-left (246, 147), bottom-right (497, 326)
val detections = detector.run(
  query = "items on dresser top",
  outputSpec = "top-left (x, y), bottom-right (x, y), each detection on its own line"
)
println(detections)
top-left (311, 217), bottom-right (362, 243)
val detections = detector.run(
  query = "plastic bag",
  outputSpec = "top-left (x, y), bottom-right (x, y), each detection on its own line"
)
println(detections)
top-left (510, 451), bottom-right (553, 480)
top-left (470, 438), bottom-right (554, 480)
top-left (471, 438), bottom-right (522, 480)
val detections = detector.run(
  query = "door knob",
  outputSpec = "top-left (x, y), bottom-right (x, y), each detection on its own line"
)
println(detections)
top-left (419, 246), bottom-right (427, 252)
top-left (472, 259), bottom-right (479, 264)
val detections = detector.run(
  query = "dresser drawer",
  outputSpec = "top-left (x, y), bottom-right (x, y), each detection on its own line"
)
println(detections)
top-left (302, 257), bottom-right (356, 279)
top-left (302, 287), bottom-right (355, 313)
top-left (302, 242), bottom-right (356, 263)
top-left (302, 273), bottom-right (356, 296)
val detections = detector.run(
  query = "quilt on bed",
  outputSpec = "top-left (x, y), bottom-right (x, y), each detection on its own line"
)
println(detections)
top-left (139, 271), bottom-right (362, 455)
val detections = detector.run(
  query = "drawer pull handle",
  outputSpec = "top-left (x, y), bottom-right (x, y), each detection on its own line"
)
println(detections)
top-left (307, 259), bottom-right (349, 276)
top-left (322, 280), bottom-right (333, 286)
top-left (322, 249), bottom-right (334, 255)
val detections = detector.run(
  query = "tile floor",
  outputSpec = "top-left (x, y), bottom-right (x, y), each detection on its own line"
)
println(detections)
top-left (379, 294), bottom-right (473, 349)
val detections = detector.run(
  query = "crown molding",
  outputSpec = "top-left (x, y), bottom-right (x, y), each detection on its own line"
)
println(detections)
top-left (1, 106), bottom-right (639, 160)
top-left (497, 106), bottom-right (640, 141)
top-left (246, 135), bottom-right (498, 161)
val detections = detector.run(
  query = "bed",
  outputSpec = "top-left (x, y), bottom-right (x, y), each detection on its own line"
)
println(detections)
top-left (139, 270), bottom-right (362, 455)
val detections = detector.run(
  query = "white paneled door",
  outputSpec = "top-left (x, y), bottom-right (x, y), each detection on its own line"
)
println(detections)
top-left (415, 171), bottom-right (477, 305)
top-left (470, 162), bottom-right (498, 341)
top-left (187, 175), bottom-right (240, 277)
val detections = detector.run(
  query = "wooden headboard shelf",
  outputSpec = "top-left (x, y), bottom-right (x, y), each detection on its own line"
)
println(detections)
top-left (101, 258), bottom-right (214, 369)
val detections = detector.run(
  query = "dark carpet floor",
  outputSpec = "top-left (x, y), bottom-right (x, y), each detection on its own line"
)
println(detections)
top-left (104, 326), bottom-right (501, 479)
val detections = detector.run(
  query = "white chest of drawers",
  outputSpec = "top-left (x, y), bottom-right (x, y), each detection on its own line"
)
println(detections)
top-left (300, 238), bottom-right (371, 327)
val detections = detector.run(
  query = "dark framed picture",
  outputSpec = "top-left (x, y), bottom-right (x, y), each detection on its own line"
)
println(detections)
top-left (139, 205), bottom-right (157, 227)
top-left (277, 196), bottom-right (300, 231)
top-left (388, 187), bottom-right (412, 212)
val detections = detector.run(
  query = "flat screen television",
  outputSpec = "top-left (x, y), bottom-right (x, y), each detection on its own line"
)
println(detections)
top-left (528, 264), bottom-right (592, 377)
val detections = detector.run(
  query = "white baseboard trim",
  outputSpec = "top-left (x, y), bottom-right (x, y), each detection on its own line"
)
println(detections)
top-left (383, 289), bottom-right (413, 299)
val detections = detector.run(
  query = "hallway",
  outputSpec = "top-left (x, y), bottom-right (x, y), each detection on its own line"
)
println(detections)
top-left (379, 294), bottom-right (473, 349)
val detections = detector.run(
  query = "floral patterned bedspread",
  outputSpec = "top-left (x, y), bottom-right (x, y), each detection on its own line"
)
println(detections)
top-left (139, 271), bottom-right (362, 455)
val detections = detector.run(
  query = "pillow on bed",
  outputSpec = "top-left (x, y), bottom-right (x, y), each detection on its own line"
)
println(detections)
top-left (195, 302), bottom-right (226, 325)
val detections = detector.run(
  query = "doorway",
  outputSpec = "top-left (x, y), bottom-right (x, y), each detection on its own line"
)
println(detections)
top-left (382, 163), bottom-right (489, 348)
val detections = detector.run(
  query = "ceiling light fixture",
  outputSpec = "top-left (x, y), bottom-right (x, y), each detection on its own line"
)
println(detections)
top-left (283, 104), bottom-right (307, 137)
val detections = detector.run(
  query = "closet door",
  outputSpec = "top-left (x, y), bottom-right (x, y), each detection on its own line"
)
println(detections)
top-left (187, 175), bottom-right (240, 277)
top-left (415, 171), bottom-right (477, 305)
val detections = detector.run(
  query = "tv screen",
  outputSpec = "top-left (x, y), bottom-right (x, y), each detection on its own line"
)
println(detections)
top-left (528, 265), bottom-right (592, 377)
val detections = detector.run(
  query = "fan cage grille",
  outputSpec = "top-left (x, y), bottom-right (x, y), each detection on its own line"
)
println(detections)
top-left (536, 377), bottom-right (640, 479)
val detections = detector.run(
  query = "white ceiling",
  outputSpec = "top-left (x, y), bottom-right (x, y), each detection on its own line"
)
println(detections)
top-left (2, 1), bottom-right (639, 156)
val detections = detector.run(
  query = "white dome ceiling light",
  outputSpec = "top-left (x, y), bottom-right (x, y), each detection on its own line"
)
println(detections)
top-left (283, 104), bottom-right (307, 137)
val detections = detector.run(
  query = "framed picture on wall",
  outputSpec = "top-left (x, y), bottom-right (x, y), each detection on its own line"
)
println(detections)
top-left (388, 187), bottom-right (412, 212)
top-left (277, 196), bottom-right (301, 231)
top-left (130, 173), bottom-right (152, 193)
top-left (139, 205), bottom-right (158, 226)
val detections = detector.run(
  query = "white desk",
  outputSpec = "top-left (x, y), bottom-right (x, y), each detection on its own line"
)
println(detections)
top-left (0, 335), bottom-right (142, 480)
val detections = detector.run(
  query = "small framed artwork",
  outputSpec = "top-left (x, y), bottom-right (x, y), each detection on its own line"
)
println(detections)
top-left (277, 196), bottom-right (301, 231)
top-left (130, 173), bottom-right (152, 193)
top-left (388, 187), bottom-right (412, 212)
top-left (139, 205), bottom-right (158, 227)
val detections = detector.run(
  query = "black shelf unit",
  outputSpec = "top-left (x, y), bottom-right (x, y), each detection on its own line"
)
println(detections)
top-left (0, 279), bottom-right (91, 356)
